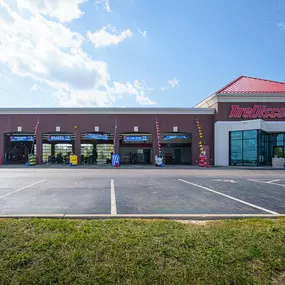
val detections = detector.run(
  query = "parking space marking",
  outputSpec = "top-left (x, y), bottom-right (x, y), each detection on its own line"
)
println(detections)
top-left (111, 179), bottom-right (117, 215)
top-left (0, 180), bottom-right (46, 200)
top-left (267, 179), bottom-right (280, 184)
top-left (247, 179), bottom-right (285, 188)
top-left (178, 179), bottom-right (279, 215)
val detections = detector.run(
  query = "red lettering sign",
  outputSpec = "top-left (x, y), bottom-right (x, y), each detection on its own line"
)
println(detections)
top-left (229, 105), bottom-right (285, 119)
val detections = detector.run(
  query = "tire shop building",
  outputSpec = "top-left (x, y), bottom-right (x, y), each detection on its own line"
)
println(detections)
top-left (0, 76), bottom-right (285, 167)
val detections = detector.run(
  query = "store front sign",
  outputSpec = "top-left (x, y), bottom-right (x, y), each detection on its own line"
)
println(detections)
top-left (229, 105), bottom-right (285, 119)
top-left (163, 135), bottom-right (187, 141)
top-left (10, 136), bottom-right (34, 142)
top-left (84, 134), bottom-right (109, 140)
top-left (123, 135), bottom-right (148, 142)
top-left (48, 135), bottom-right (71, 141)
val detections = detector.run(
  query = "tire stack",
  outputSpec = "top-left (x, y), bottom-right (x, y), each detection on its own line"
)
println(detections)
top-left (27, 154), bottom-right (36, 166)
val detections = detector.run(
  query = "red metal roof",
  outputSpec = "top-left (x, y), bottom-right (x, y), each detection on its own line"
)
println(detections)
top-left (216, 76), bottom-right (285, 94)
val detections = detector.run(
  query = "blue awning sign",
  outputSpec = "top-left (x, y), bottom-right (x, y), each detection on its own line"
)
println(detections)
top-left (10, 136), bottom-right (34, 142)
top-left (162, 135), bottom-right (188, 141)
top-left (48, 135), bottom-right (72, 141)
top-left (123, 135), bottom-right (148, 142)
top-left (84, 134), bottom-right (109, 140)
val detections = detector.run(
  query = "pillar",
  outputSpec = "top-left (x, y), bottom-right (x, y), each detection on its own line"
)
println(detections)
top-left (152, 131), bottom-right (159, 164)
top-left (113, 132), bottom-right (120, 154)
top-left (51, 144), bottom-right (55, 156)
top-left (75, 131), bottom-right (81, 164)
top-left (0, 132), bottom-right (4, 165)
top-left (36, 132), bottom-right (42, 164)
top-left (192, 131), bottom-right (200, 165)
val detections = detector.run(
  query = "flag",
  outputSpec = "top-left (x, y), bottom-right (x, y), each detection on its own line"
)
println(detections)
top-left (113, 116), bottom-right (118, 153)
top-left (32, 116), bottom-right (40, 154)
top-left (155, 117), bottom-right (161, 155)
top-left (74, 125), bottom-right (78, 140)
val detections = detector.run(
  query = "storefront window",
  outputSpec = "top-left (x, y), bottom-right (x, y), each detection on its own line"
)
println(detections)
top-left (230, 130), bottom-right (285, 166)
top-left (230, 139), bottom-right (243, 165)
top-left (243, 139), bottom-right (257, 165)
top-left (231, 131), bottom-right (242, 140)
top-left (243, 130), bottom-right (257, 139)
top-left (229, 130), bottom-right (257, 166)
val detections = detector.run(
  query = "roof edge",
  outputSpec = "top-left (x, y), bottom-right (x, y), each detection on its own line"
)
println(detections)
top-left (215, 76), bottom-right (244, 93)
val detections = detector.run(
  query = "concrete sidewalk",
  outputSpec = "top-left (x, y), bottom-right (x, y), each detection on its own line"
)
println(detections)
top-left (0, 164), bottom-right (284, 170)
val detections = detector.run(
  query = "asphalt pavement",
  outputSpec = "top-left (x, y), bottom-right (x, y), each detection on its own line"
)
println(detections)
top-left (0, 168), bottom-right (284, 218)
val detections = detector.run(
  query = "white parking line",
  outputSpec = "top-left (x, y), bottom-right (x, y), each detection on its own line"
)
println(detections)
top-left (267, 179), bottom-right (280, 184)
top-left (178, 179), bottom-right (279, 215)
top-left (247, 179), bottom-right (285, 188)
top-left (111, 179), bottom-right (117, 215)
top-left (0, 180), bottom-right (46, 200)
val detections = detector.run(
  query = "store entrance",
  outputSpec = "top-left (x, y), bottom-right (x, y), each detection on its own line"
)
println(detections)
top-left (4, 133), bottom-right (35, 164)
top-left (160, 133), bottom-right (192, 165)
top-left (80, 133), bottom-right (114, 165)
top-left (42, 133), bottom-right (74, 164)
top-left (119, 133), bottom-right (152, 164)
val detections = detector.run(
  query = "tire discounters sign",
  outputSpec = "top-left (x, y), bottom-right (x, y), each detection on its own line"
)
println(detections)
top-left (229, 105), bottom-right (285, 119)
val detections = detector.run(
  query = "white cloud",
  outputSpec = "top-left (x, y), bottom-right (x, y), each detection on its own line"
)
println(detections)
top-left (113, 81), bottom-right (138, 96)
top-left (16, 0), bottom-right (86, 23)
top-left (168, 78), bottom-right (179, 88)
top-left (138, 28), bottom-right (147, 38)
top-left (96, 0), bottom-right (111, 12)
top-left (0, 0), bottom-right (111, 106)
top-left (112, 80), bottom-right (156, 105)
top-left (87, 25), bottom-right (132, 48)
top-left (161, 78), bottom-right (179, 91)
top-left (136, 94), bottom-right (155, 105)
top-left (30, 84), bottom-right (41, 91)
top-left (0, 0), bottom-right (153, 107)
top-left (53, 88), bottom-right (115, 107)
top-left (278, 22), bottom-right (285, 30)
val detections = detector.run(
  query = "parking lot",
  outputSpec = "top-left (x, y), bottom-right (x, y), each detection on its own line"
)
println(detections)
top-left (0, 167), bottom-right (285, 218)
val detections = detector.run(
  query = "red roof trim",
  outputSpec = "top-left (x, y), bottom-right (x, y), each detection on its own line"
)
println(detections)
top-left (216, 76), bottom-right (285, 94)
top-left (216, 76), bottom-right (244, 94)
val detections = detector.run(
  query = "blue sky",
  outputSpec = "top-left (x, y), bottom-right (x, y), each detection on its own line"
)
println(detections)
top-left (0, 0), bottom-right (285, 107)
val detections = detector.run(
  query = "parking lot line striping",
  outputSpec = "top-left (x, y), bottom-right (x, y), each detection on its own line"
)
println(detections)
top-left (266, 179), bottom-right (280, 184)
top-left (247, 179), bottom-right (285, 188)
top-left (111, 179), bottom-right (117, 215)
top-left (178, 179), bottom-right (279, 215)
top-left (0, 180), bottom-right (46, 200)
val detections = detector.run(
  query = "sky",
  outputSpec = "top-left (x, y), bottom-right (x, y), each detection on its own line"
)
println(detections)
top-left (0, 0), bottom-right (285, 108)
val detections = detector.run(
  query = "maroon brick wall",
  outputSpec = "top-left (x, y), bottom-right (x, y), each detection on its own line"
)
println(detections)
top-left (0, 113), bottom-right (214, 165)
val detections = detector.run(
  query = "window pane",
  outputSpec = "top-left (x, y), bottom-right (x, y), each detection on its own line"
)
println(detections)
top-left (230, 131), bottom-right (242, 140)
top-left (230, 139), bottom-right (242, 165)
top-left (243, 130), bottom-right (257, 139)
top-left (277, 134), bottom-right (284, 146)
top-left (243, 139), bottom-right (257, 165)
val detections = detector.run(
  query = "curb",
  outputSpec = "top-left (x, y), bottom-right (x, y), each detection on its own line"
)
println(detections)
top-left (0, 214), bottom-right (284, 220)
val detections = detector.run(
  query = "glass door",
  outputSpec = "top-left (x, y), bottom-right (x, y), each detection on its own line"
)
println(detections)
top-left (258, 131), bottom-right (269, 166)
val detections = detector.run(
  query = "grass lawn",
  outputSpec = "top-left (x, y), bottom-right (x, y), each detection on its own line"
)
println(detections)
top-left (1, 218), bottom-right (285, 284)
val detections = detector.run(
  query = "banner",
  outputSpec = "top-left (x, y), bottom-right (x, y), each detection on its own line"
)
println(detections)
top-left (10, 136), bottom-right (34, 142)
top-left (84, 133), bottom-right (109, 140)
top-left (112, 154), bottom-right (120, 167)
top-left (123, 135), bottom-right (148, 142)
top-left (48, 135), bottom-right (72, 141)
top-left (162, 135), bottom-right (187, 141)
